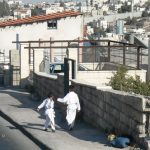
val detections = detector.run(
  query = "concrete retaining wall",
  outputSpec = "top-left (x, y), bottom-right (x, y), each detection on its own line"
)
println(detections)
top-left (33, 72), bottom-right (147, 141)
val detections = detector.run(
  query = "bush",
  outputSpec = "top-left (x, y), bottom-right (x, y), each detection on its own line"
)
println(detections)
top-left (109, 65), bottom-right (150, 96)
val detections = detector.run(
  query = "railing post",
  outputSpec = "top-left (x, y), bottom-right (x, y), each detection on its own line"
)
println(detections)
top-left (108, 41), bottom-right (110, 62)
top-left (137, 46), bottom-right (140, 69)
top-left (29, 42), bottom-right (31, 64)
top-left (64, 58), bottom-right (69, 96)
top-left (72, 59), bottom-right (76, 79)
top-left (146, 112), bottom-right (150, 137)
top-left (123, 44), bottom-right (126, 65)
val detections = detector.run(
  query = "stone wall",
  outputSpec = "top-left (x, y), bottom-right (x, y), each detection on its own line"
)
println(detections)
top-left (33, 72), bottom-right (147, 141)
top-left (73, 82), bottom-right (146, 140)
top-left (33, 72), bottom-right (64, 98)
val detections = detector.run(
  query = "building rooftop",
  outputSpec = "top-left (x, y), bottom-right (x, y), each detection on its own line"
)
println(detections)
top-left (0, 11), bottom-right (82, 28)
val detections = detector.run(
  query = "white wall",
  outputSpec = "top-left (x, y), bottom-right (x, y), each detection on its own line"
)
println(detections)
top-left (34, 49), bottom-right (44, 73)
top-left (20, 46), bottom-right (29, 87)
top-left (76, 70), bottom-right (147, 86)
top-left (0, 15), bottom-right (83, 56)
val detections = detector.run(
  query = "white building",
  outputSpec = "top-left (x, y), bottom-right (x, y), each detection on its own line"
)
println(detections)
top-left (0, 11), bottom-right (83, 87)
top-left (14, 8), bottom-right (31, 19)
top-left (45, 7), bottom-right (64, 14)
top-left (8, 0), bottom-right (22, 6)
top-left (99, 20), bottom-right (108, 30)
top-left (0, 11), bottom-right (83, 57)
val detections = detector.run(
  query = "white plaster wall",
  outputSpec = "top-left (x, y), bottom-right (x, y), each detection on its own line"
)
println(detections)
top-left (34, 49), bottom-right (44, 73)
top-left (20, 46), bottom-right (30, 87)
top-left (20, 47), bottom-right (29, 79)
top-left (76, 70), bottom-right (147, 86)
top-left (0, 15), bottom-right (83, 56)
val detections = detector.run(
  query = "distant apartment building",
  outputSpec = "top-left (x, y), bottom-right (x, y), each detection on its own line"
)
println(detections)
top-left (65, 1), bottom-right (77, 7)
top-left (14, 8), bottom-right (31, 19)
top-left (99, 20), bottom-right (108, 30)
top-left (7, 0), bottom-right (22, 6)
top-left (88, 0), bottom-right (108, 6)
top-left (101, 5), bottom-right (109, 12)
top-left (0, 11), bottom-right (83, 57)
top-left (45, 6), bottom-right (64, 14)
top-left (133, 0), bottom-right (148, 5)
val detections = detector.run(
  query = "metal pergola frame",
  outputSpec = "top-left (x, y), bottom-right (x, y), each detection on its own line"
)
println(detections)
top-left (13, 39), bottom-right (145, 71)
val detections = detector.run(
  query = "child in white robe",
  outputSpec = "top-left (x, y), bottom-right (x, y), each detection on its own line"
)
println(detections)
top-left (37, 93), bottom-right (55, 132)
top-left (57, 85), bottom-right (80, 130)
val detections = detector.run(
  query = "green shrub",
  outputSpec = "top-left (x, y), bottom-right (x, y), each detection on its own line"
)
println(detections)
top-left (109, 65), bottom-right (150, 96)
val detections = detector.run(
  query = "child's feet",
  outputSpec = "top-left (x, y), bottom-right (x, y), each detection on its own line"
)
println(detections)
top-left (68, 124), bottom-right (73, 131)
top-left (51, 129), bottom-right (55, 132)
top-left (44, 128), bottom-right (48, 131)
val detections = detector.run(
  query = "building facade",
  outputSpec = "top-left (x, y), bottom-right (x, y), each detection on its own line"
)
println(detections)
top-left (0, 11), bottom-right (83, 57)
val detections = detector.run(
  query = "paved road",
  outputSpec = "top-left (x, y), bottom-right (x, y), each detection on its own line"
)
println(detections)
top-left (0, 116), bottom-right (40, 150)
top-left (0, 88), bottom-right (132, 150)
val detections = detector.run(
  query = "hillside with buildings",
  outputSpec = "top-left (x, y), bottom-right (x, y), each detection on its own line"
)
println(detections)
top-left (0, 1), bottom-right (150, 150)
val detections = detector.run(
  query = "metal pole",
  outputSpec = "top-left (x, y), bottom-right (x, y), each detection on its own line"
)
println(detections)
top-left (64, 58), bottom-right (69, 95)
top-left (137, 46), bottom-right (140, 69)
top-left (72, 60), bottom-right (76, 79)
top-left (108, 41), bottom-right (110, 62)
top-left (123, 44), bottom-right (126, 65)
top-left (16, 33), bottom-right (19, 50)
top-left (148, 37), bottom-right (150, 81)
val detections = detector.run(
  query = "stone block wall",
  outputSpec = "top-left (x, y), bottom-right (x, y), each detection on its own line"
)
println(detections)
top-left (34, 72), bottom-right (64, 98)
top-left (73, 82), bottom-right (146, 140)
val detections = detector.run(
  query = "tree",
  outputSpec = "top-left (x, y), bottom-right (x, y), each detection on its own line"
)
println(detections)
top-left (118, 2), bottom-right (131, 13)
top-left (103, 11), bottom-right (107, 16)
top-left (59, 1), bottom-right (65, 7)
top-left (144, 1), bottom-right (150, 11)
top-left (125, 17), bottom-right (137, 25)
top-left (0, 1), bottom-right (10, 17)
top-left (31, 7), bottom-right (45, 16)
top-left (142, 11), bottom-right (149, 17)
top-left (109, 65), bottom-right (150, 96)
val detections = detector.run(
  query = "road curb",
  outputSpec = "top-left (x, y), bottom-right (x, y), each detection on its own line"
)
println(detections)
top-left (0, 110), bottom-right (52, 150)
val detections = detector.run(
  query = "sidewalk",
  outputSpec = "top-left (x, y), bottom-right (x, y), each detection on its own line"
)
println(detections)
top-left (0, 87), bottom-right (130, 150)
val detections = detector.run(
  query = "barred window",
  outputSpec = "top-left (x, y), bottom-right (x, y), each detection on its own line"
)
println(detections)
top-left (47, 20), bottom-right (57, 29)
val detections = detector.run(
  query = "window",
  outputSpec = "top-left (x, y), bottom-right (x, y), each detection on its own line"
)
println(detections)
top-left (47, 20), bottom-right (57, 29)
top-left (50, 64), bottom-right (64, 74)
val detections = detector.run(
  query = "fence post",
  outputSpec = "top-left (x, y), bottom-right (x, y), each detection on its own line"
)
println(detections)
top-left (108, 41), bottom-right (110, 62)
top-left (64, 58), bottom-right (69, 95)
top-left (137, 46), bottom-right (140, 69)
top-left (123, 44), bottom-right (126, 65)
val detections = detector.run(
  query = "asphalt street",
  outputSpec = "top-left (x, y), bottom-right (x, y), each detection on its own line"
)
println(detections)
top-left (0, 116), bottom-right (40, 150)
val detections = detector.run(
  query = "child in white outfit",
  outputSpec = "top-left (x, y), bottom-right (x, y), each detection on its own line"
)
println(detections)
top-left (37, 93), bottom-right (55, 132)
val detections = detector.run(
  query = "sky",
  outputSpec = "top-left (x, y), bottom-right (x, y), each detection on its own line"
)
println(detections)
top-left (22, 0), bottom-right (82, 4)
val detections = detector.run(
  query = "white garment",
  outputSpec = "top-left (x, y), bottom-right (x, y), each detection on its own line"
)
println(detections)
top-left (57, 91), bottom-right (80, 125)
top-left (38, 98), bottom-right (55, 130)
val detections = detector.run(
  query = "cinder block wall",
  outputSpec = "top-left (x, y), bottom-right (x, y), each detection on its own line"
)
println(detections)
top-left (73, 82), bottom-right (146, 140)
top-left (33, 72), bottom-right (146, 141)
top-left (34, 72), bottom-right (64, 98)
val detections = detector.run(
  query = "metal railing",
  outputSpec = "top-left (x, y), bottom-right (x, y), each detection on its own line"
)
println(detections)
top-left (13, 39), bottom-right (147, 71)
